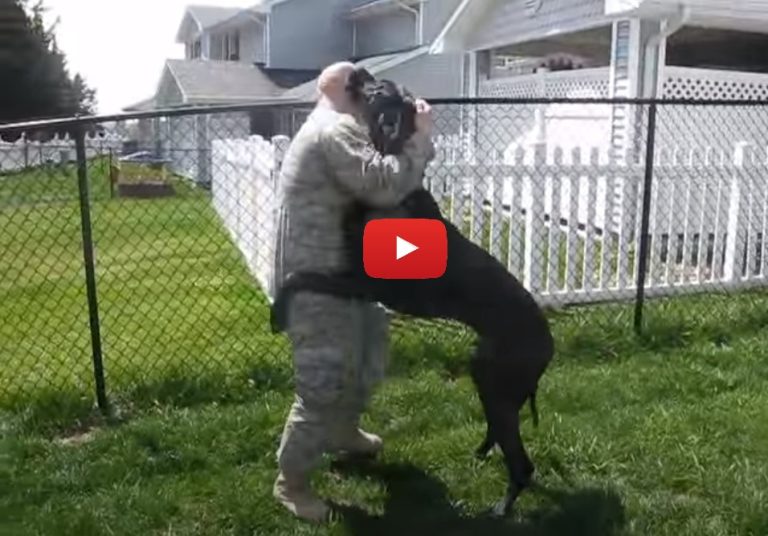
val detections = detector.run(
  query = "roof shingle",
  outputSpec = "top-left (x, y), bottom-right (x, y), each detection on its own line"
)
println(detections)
top-left (186, 5), bottom-right (245, 29)
top-left (165, 59), bottom-right (317, 104)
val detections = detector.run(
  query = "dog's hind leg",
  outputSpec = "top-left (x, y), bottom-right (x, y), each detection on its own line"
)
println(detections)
top-left (493, 405), bottom-right (535, 517)
top-left (474, 426), bottom-right (495, 460)
top-left (469, 344), bottom-right (498, 460)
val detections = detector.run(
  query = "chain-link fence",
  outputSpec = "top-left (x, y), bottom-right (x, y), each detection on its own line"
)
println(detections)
top-left (1, 98), bottom-right (767, 423)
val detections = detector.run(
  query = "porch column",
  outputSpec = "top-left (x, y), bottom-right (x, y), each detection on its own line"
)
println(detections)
top-left (202, 33), bottom-right (212, 60)
top-left (608, 18), bottom-right (663, 163)
top-left (608, 18), bottom-right (664, 251)
top-left (465, 50), bottom-right (490, 164)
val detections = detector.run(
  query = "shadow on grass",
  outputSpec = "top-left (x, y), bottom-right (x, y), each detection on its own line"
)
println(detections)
top-left (2, 359), bottom-right (295, 436)
top-left (331, 461), bottom-right (626, 536)
top-left (1, 388), bottom-right (103, 437)
top-left (123, 360), bottom-right (293, 409)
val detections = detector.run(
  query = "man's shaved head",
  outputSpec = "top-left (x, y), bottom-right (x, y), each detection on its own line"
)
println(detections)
top-left (316, 61), bottom-right (356, 112)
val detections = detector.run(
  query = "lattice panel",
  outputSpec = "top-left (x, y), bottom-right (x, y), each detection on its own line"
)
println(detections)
top-left (480, 68), bottom-right (610, 98)
top-left (663, 67), bottom-right (768, 100)
top-left (480, 77), bottom-right (540, 98)
top-left (545, 75), bottom-right (610, 98)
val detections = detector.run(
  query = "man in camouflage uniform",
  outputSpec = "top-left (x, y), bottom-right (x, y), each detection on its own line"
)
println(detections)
top-left (272, 62), bottom-right (435, 522)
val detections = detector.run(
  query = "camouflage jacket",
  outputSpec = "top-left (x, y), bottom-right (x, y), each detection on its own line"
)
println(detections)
top-left (272, 104), bottom-right (436, 289)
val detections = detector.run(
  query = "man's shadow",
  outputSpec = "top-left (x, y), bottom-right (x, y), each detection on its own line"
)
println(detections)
top-left (328, 459), bottom-right (626, 536)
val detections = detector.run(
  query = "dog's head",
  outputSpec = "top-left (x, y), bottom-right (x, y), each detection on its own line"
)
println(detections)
top-left (346, 67), bottom-right (417, 155)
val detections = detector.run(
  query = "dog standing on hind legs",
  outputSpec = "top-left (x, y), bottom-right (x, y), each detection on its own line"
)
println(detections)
top-left (270, 69), bottom-right (556, 516)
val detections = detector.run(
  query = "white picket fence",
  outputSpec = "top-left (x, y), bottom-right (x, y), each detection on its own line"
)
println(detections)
top-left (211, 135), bottom-right (290, 299)
top-left (211, 135), bottom-right (768, 307)
top-left (0, 133), bottom-right (124, 173)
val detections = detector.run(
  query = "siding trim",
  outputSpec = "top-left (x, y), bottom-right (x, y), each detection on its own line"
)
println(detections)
top-left (418, 1), bottom-right (425, 44)
top-left (265, 14), bottom-right (271, 67)
top-left (161, 62), bottom-right (190, 105)
top-left (468, 15), bottom-right (618, 53)
top-left (368, 45), bottom-right (431, 74)
top-left (353, 21), bottom-right (358, 57)
top-left (430, 0), bottom-right (497, 54)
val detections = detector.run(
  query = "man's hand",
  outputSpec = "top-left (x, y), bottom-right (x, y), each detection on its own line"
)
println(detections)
top-left (414, 98), bottom-right (433, 137)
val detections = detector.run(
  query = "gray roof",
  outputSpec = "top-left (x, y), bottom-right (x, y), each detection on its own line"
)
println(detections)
top-left (167, 59), bottom-right (282, 102)
top-left (282, 48), bottom-right (426, 102)
top-left (186, 6), bottom-right (245, 30)
top-left (165, 59), bottom-right (300, 104)
top-left (280, 78), bottom-right (318, 102)
top-left (123, 96), bottom-right (157, 112)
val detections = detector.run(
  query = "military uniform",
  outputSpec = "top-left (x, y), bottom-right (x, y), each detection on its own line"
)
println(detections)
top-left (272, 103), bottom-right (435, 521)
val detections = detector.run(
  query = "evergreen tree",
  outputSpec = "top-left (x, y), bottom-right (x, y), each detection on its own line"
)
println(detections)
top-left (0, 0), bottom-right (97, 125)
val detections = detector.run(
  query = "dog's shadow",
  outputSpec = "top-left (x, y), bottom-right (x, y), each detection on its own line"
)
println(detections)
top-left (329, 460), bottom-right (626, 536)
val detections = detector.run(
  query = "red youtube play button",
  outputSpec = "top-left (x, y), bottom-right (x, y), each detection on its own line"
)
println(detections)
top-left (363, 218), bottom-right (447, 279)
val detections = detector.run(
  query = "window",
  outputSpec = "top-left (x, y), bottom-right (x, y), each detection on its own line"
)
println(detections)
top-left (224, 31), bottom-right (240, 61)
top-left (231, 31), bottom-right (240, 61)
top-left (191, 39), bottom-right (201, 59)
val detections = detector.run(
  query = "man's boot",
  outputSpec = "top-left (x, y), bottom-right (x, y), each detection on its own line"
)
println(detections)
top-left (331, 424), bottom-right (383, 459)
top-left (273, 471), bottom-right (329, 523)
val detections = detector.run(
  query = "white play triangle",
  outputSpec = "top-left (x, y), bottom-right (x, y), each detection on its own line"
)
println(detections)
top-left (396, 236), bottom-right (419, 260)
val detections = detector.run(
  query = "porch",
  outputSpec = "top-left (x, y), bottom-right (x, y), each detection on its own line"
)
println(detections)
top-left (470, 22), bottom-right (768, 158)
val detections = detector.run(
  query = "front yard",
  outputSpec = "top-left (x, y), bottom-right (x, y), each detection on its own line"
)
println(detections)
top-left (1, 162), bottom-right (767, 535)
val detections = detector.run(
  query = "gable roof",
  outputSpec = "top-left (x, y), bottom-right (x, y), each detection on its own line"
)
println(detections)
top-left (348, 0), bottom-right (421, 20)
top-left (175, 5), bottom-right (250, 43)
top-left (123, 96), bottom-right (157, 112)
top-left (163, 59), bottom-right (315, 105)
top-left (188, 5), bottom-right (246, 28)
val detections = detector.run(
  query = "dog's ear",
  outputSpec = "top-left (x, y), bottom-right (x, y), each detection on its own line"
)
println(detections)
top-left (399, 83), bottom-right (415, 103)
top-left (346, 67), bottom-right (375, 102)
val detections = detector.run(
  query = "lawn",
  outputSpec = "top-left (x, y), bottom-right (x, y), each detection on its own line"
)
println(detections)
top-left (1, 161), bottom-right (768, 535)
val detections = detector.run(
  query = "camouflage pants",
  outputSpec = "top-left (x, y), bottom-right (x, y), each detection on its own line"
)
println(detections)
top-left (276, 291), bottom-right (390, 477)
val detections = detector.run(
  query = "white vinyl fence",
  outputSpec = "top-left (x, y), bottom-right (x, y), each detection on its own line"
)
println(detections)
top-left (211, 135), bottom-right (290, 299)
top-left (211, 135), bottom-right (768, 307)
top-left (0, 133), bottom-right (124, 173)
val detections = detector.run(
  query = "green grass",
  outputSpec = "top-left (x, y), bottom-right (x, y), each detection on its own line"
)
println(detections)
top-left (2, 164), bottom-right (768, 535)
top-left (0, 159), bottom-right (285, 428)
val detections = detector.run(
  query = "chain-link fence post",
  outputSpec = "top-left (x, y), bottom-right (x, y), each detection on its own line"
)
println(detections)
top-left (633, 103), bottom-right (658, 335)
top-left (73, 124), bottom-right (109, 413)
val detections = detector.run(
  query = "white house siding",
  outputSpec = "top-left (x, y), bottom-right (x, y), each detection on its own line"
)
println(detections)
top-left (268, 0), bottom-right (353, 69)
top-left (466, 0), bottom-right (610, 52)
top-left (168, 116), bottom-right (199, 179)
top-left (208, 25), bottom-right (265, 63)
top-left (378, 51), bottom-right (465, 145)
top-left (239, 24), bottom-right (266, 64)
top-left (355, 11), bottom-right (418, 57)
top-left (209, 113), bottom-right (251, 141)
top-left (422, 0), bottom-right (463, 43)
top-left (154, 68), bottom-right (185, 108)
top-left (379, 51), bottom-right (464, 98)
top-left (175, 113), bottom-right (251, 183)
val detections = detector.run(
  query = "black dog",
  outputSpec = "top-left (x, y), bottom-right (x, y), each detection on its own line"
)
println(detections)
top-left (270, 69), bottom-right (555, 516)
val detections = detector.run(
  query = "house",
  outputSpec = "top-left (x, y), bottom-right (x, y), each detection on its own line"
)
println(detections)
top-left (426, 0), bottom-right (768, 272)
top-left (123, 0), bottom-right (467, 184)
top-left (429, 0), bottom-right (768, 160)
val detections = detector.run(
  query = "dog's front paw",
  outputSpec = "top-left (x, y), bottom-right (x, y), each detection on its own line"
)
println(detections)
top-left (491, 496), bottom-right (512, 517)
top-left (474, 446), bottom-right (492, 461)
top-left (489, 486), bottom-right (521, 517)
top-left (474, 437), bottom-right (495, 461)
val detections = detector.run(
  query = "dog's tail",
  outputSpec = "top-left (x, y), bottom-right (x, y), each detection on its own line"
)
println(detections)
top-left (529, 390), bottom-right (539, 428)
